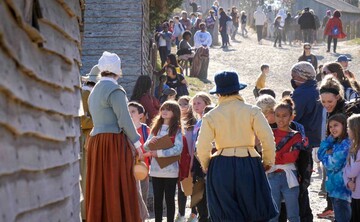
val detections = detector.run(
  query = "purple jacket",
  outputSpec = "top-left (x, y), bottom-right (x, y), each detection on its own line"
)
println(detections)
top-left (343, 151), bottom-right (360, 199)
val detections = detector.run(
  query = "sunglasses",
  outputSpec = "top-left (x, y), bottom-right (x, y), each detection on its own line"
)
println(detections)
top-left (304, 47), bottom-right (311, 50)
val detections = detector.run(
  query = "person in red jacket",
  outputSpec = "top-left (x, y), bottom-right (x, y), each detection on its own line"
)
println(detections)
top-left (131, 75), bottom-right (161, 125)
top-left (324, 10), bottom-right (346, 53)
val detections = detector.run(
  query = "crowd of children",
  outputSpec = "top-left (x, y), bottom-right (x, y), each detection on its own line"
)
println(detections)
top-left (82, 51), bottom-right (360, 222)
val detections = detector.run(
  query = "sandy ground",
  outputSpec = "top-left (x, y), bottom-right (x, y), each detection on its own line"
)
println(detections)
top-left (145, 30), bottom-right (360, 222)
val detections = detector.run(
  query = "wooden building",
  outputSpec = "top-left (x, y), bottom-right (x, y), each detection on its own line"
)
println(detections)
top-left (81, 0), bottom-right (151, 94)
top-left (294, 0), bottom-right (360, 39)
top-left (0, 0), bottom-right (82, 221)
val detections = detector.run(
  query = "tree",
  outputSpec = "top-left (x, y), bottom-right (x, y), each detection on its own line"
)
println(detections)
top-left (150, 0), bottom-right (183, 31)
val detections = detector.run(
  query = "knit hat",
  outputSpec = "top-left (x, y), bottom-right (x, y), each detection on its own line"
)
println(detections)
top-left (291, 61), bottom-right (316, 80)
top-left (98, 51), bottom-right (122, 76)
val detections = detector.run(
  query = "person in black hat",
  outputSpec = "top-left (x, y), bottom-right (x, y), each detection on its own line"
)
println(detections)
top-left (196, 71), bottom-right (277, 221)
top-left (298, 7), bottom-right (316, 44)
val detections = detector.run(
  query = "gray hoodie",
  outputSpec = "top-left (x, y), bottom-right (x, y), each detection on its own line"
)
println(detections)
top-left (254, 6), bottom-right (267, 26)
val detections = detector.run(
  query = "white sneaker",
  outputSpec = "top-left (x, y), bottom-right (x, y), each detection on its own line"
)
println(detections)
top-left (175, 213), bottom-right (185, 222)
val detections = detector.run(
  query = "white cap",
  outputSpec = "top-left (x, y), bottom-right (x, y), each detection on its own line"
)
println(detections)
top-left (98, 51), bottom-right (122, 76)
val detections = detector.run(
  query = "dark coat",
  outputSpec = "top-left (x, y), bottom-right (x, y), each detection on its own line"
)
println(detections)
top-left (292, 79), bottom-right (322, 147)
top-left (298, 12), bottom-right (316, 30)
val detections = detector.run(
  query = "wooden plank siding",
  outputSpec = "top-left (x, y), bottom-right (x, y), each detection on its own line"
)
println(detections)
top-left (0, 0), bottom-right (82, 221)
top-left (81, 0), bottom-right (150, 95)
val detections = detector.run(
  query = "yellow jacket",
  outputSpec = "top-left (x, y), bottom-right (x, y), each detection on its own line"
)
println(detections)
top-left (196, 95), bottom-right (275, 169)
top-left (255, 72), bottom-right (266, 89)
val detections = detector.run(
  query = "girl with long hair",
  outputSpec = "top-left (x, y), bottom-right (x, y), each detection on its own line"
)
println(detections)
top-left (343, 114), bottom-right (360, 222)
top-left (190, 92), bottom-right (212, 222)
top-left (131, 75), bottom-right (160, 125)
top-left (159, 53), bottom-right (184, 75)
top-left (322, 62), bottom-right (360, 101)
top-left (175, 96), bottom-right (198, 221)
top-left (166, 65), bottom-right (189, 98)
top-left (318, 113), bottom-right (352, 222)
top-left (143, 101), bottom-right (183, 222)
top-left (298, 43), bottom-right (318, 72)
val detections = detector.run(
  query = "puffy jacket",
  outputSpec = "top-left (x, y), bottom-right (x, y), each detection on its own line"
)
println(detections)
top-left (298, 12), bottom-right (316, 29)
top-left (292, 80), bottom-right (322, 147)
top-left (318, 136), bottom-right (351, 202)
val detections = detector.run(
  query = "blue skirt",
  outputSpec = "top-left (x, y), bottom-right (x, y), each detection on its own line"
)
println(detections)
top-left (207, 156), bottom-right (278, 222)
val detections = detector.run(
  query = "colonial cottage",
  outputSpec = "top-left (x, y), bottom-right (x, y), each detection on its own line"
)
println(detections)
top-left (81, 0), bottom-right (151, 94)
top-left (0, 0), bottom-right (82, 221)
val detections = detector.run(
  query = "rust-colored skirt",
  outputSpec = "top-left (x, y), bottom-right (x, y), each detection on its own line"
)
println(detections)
top-left (86, 133), bottom-right (141, 222)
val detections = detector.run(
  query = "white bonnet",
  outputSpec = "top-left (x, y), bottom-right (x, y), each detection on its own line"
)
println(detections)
top-left (98, 51), bottom-right (122, 76)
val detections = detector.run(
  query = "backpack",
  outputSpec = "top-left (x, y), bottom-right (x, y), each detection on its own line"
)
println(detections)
top-left (141, 124), bottom-right (149, 142)
top-left (331, 25), bottom-right (339, 36)
top-left (344, 87), bottom-right (359, 102)
top-left (344, 99), bottom-right (360, 117)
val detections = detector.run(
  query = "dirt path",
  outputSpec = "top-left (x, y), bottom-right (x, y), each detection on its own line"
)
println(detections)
top-left (146, 31), bottom-right (360, 222)
top-left (208, 31), bottom-right (360, 104)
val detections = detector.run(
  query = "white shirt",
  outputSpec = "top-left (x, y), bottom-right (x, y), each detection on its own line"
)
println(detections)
top-left (159, 35), bottom-right (166, 47)
top-left (194, 30), bottom-right (212, 48)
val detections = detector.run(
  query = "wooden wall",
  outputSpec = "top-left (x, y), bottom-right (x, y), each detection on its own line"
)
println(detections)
top-left (0, 0), bottom-right (82, 221)
top-left (81, 0), bottom-right (151, 95)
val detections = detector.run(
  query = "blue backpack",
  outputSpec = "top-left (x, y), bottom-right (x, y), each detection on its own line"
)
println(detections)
top-left (331, 26), bottom-right (339, 35)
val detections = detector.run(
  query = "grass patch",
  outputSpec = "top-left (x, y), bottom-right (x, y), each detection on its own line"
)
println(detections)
top-left (185, 76), bottom-right (214, 97)
top-left (346, 38), bottom-right (360, 45)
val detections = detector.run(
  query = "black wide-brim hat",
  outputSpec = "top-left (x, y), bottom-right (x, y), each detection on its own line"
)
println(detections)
top-left (209, 71), bottom-right (247, 95)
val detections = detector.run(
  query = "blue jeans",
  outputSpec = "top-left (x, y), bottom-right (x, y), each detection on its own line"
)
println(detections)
top-left (268, 171), bottom-right (300, 222)
top-left (330, 197), bottom-right (351, 222)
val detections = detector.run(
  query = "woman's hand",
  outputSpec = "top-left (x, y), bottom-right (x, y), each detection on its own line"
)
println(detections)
top-left (136, 148), bottom-right (144, 160)
top-left (143, 152), bottom-right (153, 158)
top-left (149, 137), bottom-right (158, 144)
top-left (151, 150), bottom-right (158, 157)
top-left (202, 168), bottom-right (208, 174)
top-left (263, 164), bottom-right (271, 172)
top-left (326, 149), bottom-right (333, 155)
top-left (347, 180), bottom-right (356, 191)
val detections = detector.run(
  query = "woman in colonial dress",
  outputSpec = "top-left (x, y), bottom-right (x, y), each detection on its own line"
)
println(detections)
top-left (86, 51), bottom-right (143, 222)
top-left (196, 71), bottom-right (278, 221)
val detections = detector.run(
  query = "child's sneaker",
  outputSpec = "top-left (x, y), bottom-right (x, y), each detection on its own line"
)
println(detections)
top-left (175, 213), bottom-right (185, 222)
top-left (187, 213), bottom-right (198, 222)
